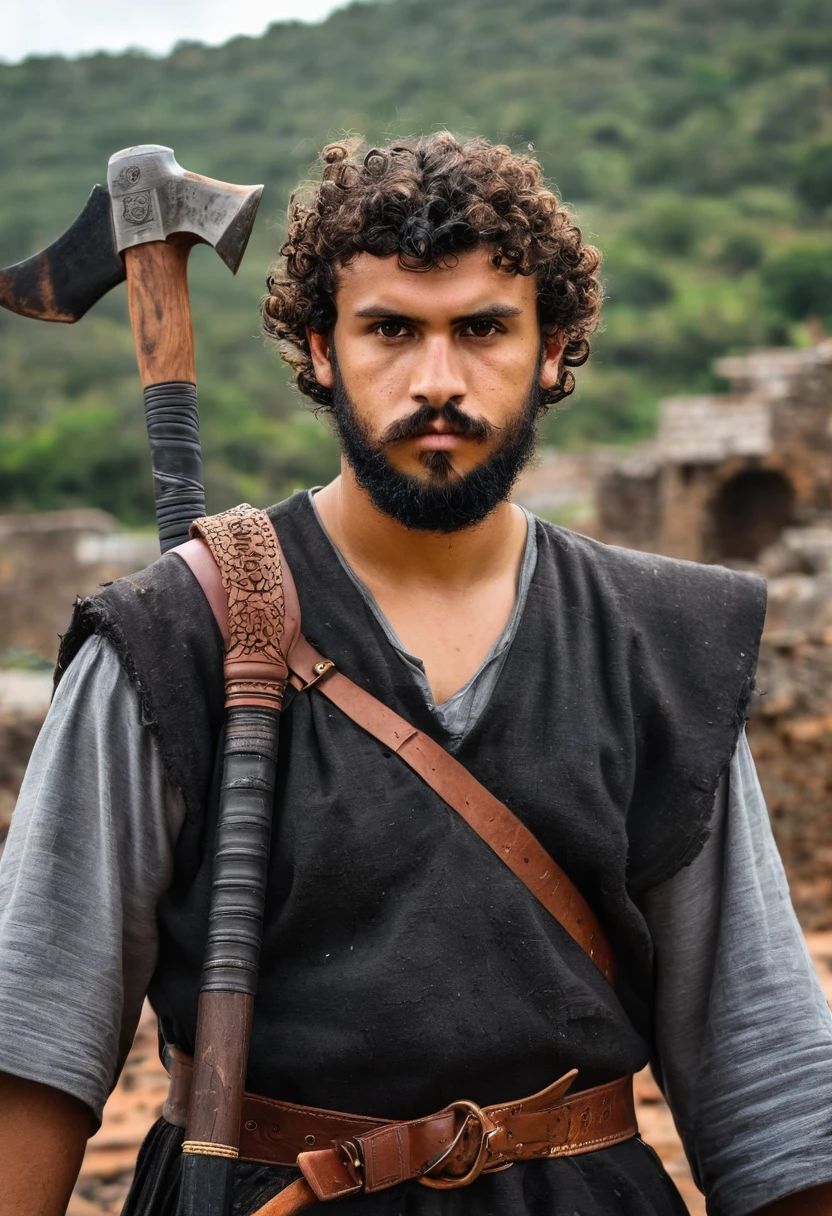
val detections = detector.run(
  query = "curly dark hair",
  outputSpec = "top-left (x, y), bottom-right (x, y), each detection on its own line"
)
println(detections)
top-left (262, 132), bottom-right (602, 410)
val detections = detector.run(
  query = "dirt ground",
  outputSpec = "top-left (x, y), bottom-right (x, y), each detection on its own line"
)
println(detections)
top-left (68, 933), bottom-right (832, 1216)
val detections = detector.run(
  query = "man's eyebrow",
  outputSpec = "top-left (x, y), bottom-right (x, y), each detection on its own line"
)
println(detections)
top-left (353, 304), bottom-right (524, 323)
top-left (452, 305), bottom-right (523, 324)
top-left (353, 305), bottom-right (427, 322)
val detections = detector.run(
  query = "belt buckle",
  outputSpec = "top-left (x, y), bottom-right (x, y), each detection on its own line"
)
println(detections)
top-left (419, 1099), bottom-right (508, 1190)
top-left (332, 1138), bottom-right (365, 1195)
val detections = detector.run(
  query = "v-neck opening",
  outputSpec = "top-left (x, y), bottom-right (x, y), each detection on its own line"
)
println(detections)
top-left (306, 490), bottom-right (538, 748)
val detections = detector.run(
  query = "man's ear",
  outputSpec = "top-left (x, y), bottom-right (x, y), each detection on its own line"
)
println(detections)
top-left (306, 329), bottom-right (335, 390)
top-left (538, 332), bottom-right (564, 391)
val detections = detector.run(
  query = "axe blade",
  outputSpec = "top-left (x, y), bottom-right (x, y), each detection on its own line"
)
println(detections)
top-left (0, 185), bottom-right (126, 323)
top-left (107, 145), bottom-right (264, 275)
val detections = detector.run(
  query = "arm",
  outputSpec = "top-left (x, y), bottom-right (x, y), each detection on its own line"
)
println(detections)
top-left (0, 635), bottom-right (185, 1211)
top-left (640, 730), bottom-right (832, 1216)
top-left (0, 1073), bottom-right (91, 1216)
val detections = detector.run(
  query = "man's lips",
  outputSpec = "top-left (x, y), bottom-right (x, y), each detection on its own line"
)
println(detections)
top-left (380, 411), bottom-right (494, 447)
top-left (402, 420), bottom-right (482, 449)
top-left (412, 431), bottom-right (469, 449)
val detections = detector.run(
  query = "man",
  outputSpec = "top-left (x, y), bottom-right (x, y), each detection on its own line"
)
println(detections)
top-left (0, 133), bottom-right (831, 1216)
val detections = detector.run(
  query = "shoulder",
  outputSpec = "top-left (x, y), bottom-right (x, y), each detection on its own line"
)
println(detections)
top-left (533, 517), bottom-right (767, 655)
top-left (267, 489), bottom-right (311, 527)
top-left (528, 519), bottom-right (770, 888)
top-left (56, 549), bottom-right (222, 686)
top-left (54, 550), bottom-right (225, 818)
top-left (535, 516), bottom-right (766, 615)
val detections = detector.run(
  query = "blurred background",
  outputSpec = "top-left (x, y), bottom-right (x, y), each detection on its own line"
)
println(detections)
top-left (1, 0), bottom-right (831, 1211)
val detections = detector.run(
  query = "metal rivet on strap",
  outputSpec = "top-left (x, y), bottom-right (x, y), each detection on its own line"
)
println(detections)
top-left (305, 1134), bottom-right (316, 1146)
top-left (302, 659), bottom-right (336, 691)
top-left (245, 1120), bottom-right (257, 1131)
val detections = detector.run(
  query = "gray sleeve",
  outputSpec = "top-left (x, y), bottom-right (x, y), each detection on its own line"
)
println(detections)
top-left (0, 634), bottom-right (185, 1124)
top-left (640, 730), bottom-right (832, 1216)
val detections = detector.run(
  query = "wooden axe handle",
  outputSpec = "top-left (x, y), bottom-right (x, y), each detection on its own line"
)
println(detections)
top-left (123, 240), bottom-right (205, 552)
top-left (124, 241), bottom-right (196, 387)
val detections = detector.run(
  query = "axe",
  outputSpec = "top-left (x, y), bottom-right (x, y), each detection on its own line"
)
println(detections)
top-left (1, 146), bottom-right (271, 1216)
top-left (0, 143), bottom-right (263, 551)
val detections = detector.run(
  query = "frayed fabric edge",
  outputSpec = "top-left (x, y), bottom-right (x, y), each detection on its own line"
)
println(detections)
top-left (54, 595), bottom-right (195, 820)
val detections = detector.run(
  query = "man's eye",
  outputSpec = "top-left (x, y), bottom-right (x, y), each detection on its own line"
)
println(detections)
top-left (376, 322), bottom-right (408, 339)
top-left (465, 319), bottom-right (499, 338)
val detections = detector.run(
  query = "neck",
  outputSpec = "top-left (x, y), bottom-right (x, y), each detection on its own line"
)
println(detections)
top-left (313, 463), bottom-right (528, 591)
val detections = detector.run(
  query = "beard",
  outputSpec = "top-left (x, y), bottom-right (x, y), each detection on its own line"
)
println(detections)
top-left (328, 360), bottom-right (541, 534)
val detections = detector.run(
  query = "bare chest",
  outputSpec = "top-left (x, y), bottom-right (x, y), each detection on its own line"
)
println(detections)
top-left (371, 580), bottom-right (517, 705)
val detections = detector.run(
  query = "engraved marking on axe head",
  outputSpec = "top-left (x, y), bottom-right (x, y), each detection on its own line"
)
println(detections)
top-left (0, 144), bottom-right (264, 323)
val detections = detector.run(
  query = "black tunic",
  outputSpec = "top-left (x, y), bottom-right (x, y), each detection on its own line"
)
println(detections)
top-left (57, 491), bottom-right (765, 1215)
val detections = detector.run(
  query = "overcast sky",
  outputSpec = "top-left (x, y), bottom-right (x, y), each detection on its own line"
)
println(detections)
top-left (4, 0), bottom-right (349, 63)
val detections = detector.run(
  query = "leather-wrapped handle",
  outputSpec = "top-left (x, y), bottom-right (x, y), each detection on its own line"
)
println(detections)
top-left (143, 382), bottom-right (206, 553)
top-left (202, 708), bottom-right (280, 993)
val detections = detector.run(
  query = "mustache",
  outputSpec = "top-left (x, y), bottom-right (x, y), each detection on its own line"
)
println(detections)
top-left (379, 400), bottom-right (498, 446)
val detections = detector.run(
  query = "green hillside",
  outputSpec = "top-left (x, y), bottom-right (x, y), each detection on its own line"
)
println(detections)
top-left (0, 0), bottom-right (830, 520)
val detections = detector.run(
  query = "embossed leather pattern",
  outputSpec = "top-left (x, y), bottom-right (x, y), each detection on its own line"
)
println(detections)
top-left (190, 503), bottom-right (288, 710)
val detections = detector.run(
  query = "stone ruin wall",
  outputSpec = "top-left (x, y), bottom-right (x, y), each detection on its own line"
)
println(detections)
top-left (746, 553), bottom-right (832, 930)
top-left (0, 717), bottom-right (40, 839)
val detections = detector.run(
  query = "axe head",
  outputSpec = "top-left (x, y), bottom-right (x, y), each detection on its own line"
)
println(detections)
top-left (0, 144), bottom-right (264, 324)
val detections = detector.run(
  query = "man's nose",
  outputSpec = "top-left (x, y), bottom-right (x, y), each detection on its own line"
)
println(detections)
top-left (409, 335), bottom-right (467, 408)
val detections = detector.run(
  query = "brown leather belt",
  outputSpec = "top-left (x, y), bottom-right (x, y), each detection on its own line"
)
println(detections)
top-left (164, 1049), bottom-right (637, 1205)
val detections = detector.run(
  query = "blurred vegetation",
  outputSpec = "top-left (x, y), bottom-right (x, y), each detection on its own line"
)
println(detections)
top-left (0, 0), bottom-right (830, 520)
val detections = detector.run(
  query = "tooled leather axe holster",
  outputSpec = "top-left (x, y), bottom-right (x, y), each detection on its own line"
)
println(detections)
top-left (175, 504), bottom-right (299, 1216)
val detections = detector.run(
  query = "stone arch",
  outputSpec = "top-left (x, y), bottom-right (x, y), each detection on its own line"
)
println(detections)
top-left (711, 467), bottom-right (796, 561)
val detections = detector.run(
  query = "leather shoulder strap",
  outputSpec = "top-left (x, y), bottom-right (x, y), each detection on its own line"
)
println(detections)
top-left (173, 520), bottom-right (615, 987)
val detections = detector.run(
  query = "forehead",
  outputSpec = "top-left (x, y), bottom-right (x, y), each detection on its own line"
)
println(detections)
top-left (335, 248), bottom-right (537, 317)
